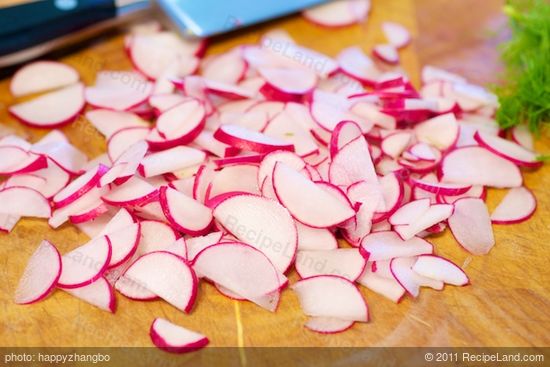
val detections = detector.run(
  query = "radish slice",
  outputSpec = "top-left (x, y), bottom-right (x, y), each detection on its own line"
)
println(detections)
top-left (510, 125), bottom-right (534, 150)
top-left (296, 222), bottom-right (338, 251)
top-left (310, 90), bottom-right (371, 132)
top-left (359, 231), bottom-right (433, 261)
top-left (130, 32), bottom-right (202, 79)
top-left (381, 22), bottom-right (411, 48)
top-left (212, 194), bottom-right (297, 273)
top-left (292, 275), bottom-right (368, 322)
top-left (263, 111), bottom-right (318, 157)
top-left (259, 66), bottom-right (317, 96)
top-left (329, 136), bottom-right (378, 187)
top-left (0, 147), bottom-right (46, 175)
top-left (114, 275), bottom-right (158, 301)
top-left (106, 223), bottom-right (141, 267)
top-left (85, 81), bottom-right (153, 111)
top-left (214, 124), bottom-right (294, 153)
top-left (412, 255), bottom-right (469, 286)
top-left (273, 163), bottom-right (355, 228)
top-left (63, 277), bottom-right (116, 312)
top-left (98, 208), bottom-right (135, 236)
top-left (140, 146), bottom-right (205, 178)
top-left (49, 187), bottom-right (107, 228)
top-left (390, 257), bottom-right (443, 297)
top-left (207, 164), bottom-right (260, 198)
top-left (14, 240), bottom-right (61, 304)
top-left (202, 49), bottom-right (247, 84)
top-left (490, 187), bottom-right (537, 224)
top-left (329, 120), bottom-right (363, 157)
top-left (258, 151), bottom-right (306, 189)
top-left (414, 113), bottom-right (458, 150)
top-left (372, 44), bottom-right (399, 64)
top-left (393, 204), bottom-right (453, 240)
top-left (154, 99), bottom-right (205, 140)
top-left (136, 220), bottom-right (179, 256)
top-left (9, 83), bottom-right (85, 128)
top-left (58, 236), bottom-right (112, 289)
top-left (159, 187), bottom-right (213, 235)
top-left (381, 131), bottom-right (412, 158)
top-left (410, 178), bottom-right (472, 196)
top-left (295, 249), bottom-right (366, 281)
top-left (304, 317), bottom-right (354, 334)
top-left (389, 199), bottom-right (430, 226)
top-left (474, 131), bottom-right (542, 168)
top-left (53, 164), bottom-right (107, 208)
top-left (448, 198), bottom-right (494, 255)
top-left (101, 141), bottom-right (148, 187)
top-left (69, 203), bottom-right (110, 224)
top-left (193, 242), bottom-right (285, 308)
top-left (31, 139), bottom-right (87, 176)
top-left (10, 61), bottom-right (79, 97)
top-left (86, 109), bottom-right (149, 139)
top-left (185, 232), bottom-right (222, 261)
top-left (441, 146), bottom-right (522, 188)
top-left (101, 177), bottom-right (158, 207)
top-left (107, 127), bottom-right (150, 162)
top-left (302, 0), bottom-right (370, 28)
top-left (336, 47), bottom-right (380, 86)
top-left (150, 318), bottom-right (208, 354)
top-left (0, 187), bottom-right (51, 218)
top-left (124, 251), bottom-right (197, 312)
top-left (357, 267), bottom-right (405, 303)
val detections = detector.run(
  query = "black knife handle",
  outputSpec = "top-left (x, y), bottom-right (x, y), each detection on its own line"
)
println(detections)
top-left (0, 0), bottom-right (117, 58)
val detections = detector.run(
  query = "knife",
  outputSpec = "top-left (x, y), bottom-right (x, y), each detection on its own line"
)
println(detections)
top-left (0, 0), bottom-right (328, 69)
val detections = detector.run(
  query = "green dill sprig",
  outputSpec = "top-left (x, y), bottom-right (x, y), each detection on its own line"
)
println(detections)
top-left (495, 0), bottom-right (550, 134)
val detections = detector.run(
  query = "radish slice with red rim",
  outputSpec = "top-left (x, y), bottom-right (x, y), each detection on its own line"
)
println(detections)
top-left (53, 164), bottom-right (108, 208)
top-left (0, 186), bottom-right (51, 218)
top-left (106, 223), bottom-right (141, 268)
top-left (139, 146), bottom-right (206, 178)
top-left (295, 249), bottom-right (366, 281)
top-left (381, 131), bottom-right (412, 158)
top-left (409, 177), bottom-right (472, 196)
top-left (272, 162), bottom-right (355, 228)
top-left (372, 44), bottom-right (399, 64)
top-left (259, 67), bottom-right (317, 96)
top-left (124, 251), bottom-right (197, 312)
top-left (448, 198), bottom-right (494, 255)
top-left (150, 318), bottom-right (208, 353)
top-left (393, 203), bottom-right (453, 240)
top-left (101, 177), bottom-right (158, 207)
top-left (263, 111), bottom-right (318, 157)
top-left (510, 125), bottom-right (533, 151)
top-left (329, 120), bottom-right (363, 157)
top-left (302, 0), bottom-right (370, 28)
top-left (130, 32), bottom-right (203, 79)
top-left (14, 240), bottom-right (62, 304)
top-left (107, 127), bottom-right (150, 162)
top-left (357, 268), bottom-right (405, 303)
top-left (207, 164), bottom-right (260, 199)
top-left (58, 236), bottom-right (112, 289)
top-left (159, 186), bottom-right (213, 236)
top-left (329, 136), bottom-right (378, 187)
top-left (296, 221), bottom-right (338, 251)
top-left (86, 109), bottom-right (149, 139)
top-left (490, 187), bottom-right (536, 224)
top-left (214, 124), bottom-right (294, 153)
top-left (390, 257), bottom-right (443, 297)
top-left (101, 141), bottom-right (149, 187)
top-left (9, 83), bottom-right (85, 128)
top-left (63, 276), bottom-right (116, 312)
top-left (381, 22), bottom-right (411, 48)
top-left (292, 275), bottom-right (369, 322)
top-left (10, 61), bottom-right (79, 97)
top-left (193, 242), bottom-right (286, 307)
top-left (336, 47), bottom-right (380, 86)
top-left (414, 113), bottom-right (458, 151)
top-left (474, 131), bottom-right (542, 168)
top-left (411, 255), bottom-right (469, 286)
top-left (114, 275), bottom-right (158, 301)
top-left (212, 193), bottom-right (297, 273)
top-left (85, 80), bottom-right (153, 111)
top-left (441, 146), bottom-right (522, 188)
top-left (304, 317), bottom-right (355, 334)
top-left (185, 232), bottom-right (223, 261)
top-left (136, 220), bottom-right (179, 256)
top-left (359, 231), bottom-right (433, 261)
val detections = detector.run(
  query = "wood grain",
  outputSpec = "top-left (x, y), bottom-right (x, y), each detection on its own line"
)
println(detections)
top-left (0, 0), bottom-right (548, 349)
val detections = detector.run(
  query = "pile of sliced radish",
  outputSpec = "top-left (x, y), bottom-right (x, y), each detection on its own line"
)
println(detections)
top-left (3, 17), bottom-right (544, 352)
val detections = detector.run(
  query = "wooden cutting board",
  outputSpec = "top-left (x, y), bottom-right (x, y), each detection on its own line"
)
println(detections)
top-left (0, 0), bottom-right (548, 353)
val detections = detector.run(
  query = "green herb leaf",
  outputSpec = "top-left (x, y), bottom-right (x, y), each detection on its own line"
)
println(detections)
top-left (496, 0), bottom-right (550, 134)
